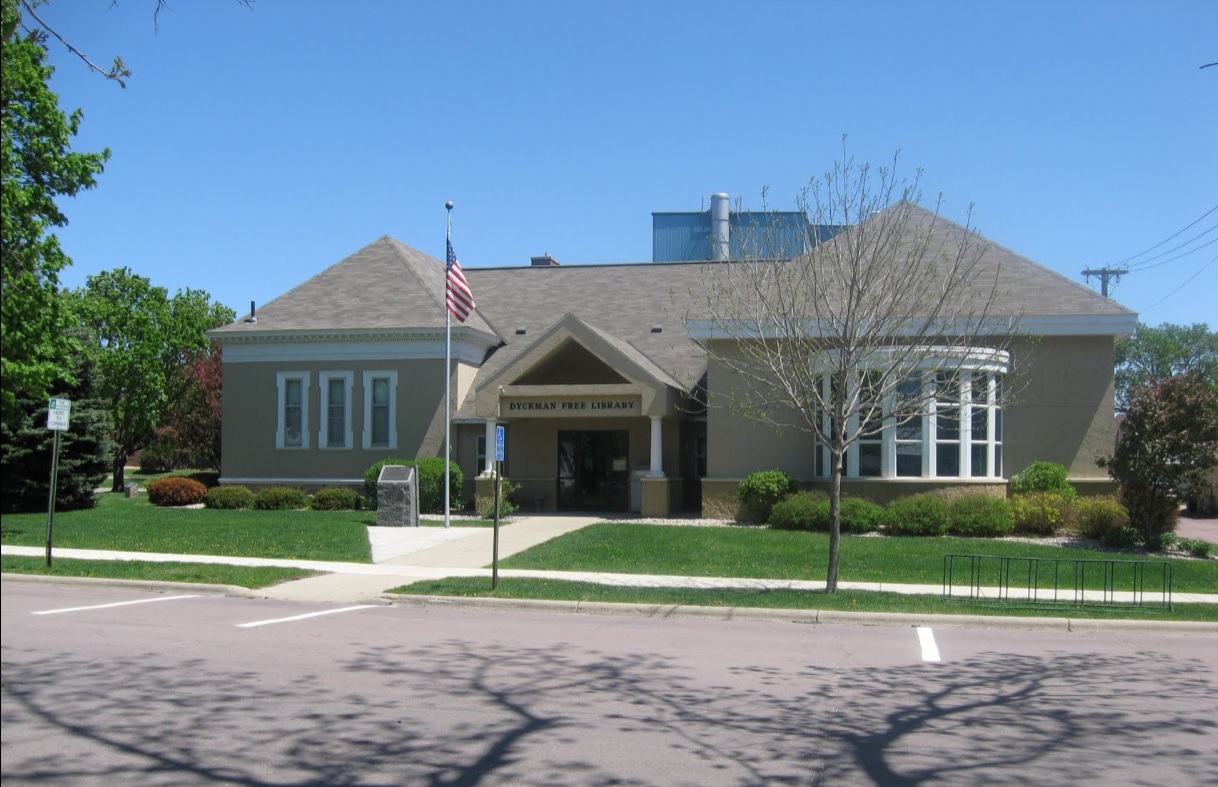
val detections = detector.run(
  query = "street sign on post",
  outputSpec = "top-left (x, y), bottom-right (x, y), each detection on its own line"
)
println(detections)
top-left (495, 425), bottom-right (505, 462)
top-left (47, 397), bottom-right (71, 431)
top-left (45, 398), bottom-right (71, 567)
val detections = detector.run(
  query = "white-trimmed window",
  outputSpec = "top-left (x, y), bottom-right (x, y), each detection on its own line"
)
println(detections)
top-left (813, 348), bottom-right (1007, 480)
top-left (362, 371), bottom-right (398, 450)
top-left (276, 372), bottom-right (311, 449)
top-left (319, 371), bottom-right (353, 449)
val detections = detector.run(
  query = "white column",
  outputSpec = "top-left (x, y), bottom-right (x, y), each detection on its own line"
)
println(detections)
top-left (483, 419), bottom-right (496, 477)
top-left (648, 416), bottom-right (664, 477)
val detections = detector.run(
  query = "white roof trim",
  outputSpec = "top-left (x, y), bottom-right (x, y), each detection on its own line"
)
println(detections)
top-left (223, 338), bottom-right (488, 365)
top-left (687, 313), bottom-right (1137, 340)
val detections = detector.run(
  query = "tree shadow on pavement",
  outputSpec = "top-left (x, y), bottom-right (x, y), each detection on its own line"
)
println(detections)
top-left (3, 637), bottom-right (1216, 785)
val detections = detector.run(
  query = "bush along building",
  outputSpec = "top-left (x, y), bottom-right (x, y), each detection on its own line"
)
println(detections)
top-left (208, 194), bottom-right (1136, 517)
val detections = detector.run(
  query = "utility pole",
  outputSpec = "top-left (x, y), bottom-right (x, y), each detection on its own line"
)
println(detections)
top-left (1082, 266), bottom-right (1128, 298)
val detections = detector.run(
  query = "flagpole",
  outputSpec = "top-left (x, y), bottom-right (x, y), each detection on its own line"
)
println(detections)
top-left (444, 201), bottom-right (453, 529)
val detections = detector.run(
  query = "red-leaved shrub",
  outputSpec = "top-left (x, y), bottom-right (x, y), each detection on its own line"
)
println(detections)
top-left (146, 476), bottom-right (208, 507)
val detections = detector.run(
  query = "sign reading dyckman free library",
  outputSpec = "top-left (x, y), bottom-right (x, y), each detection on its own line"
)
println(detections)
top-left (505, 395), bottom-right (641, 417)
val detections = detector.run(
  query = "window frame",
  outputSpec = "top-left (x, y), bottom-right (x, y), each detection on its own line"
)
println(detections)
top-left (361, 371), bottom-right (398, 450)
top-left (811, 348), bottom-right (1007, 481)
top-left (276, 372), bottom-right (311, 450)
top-left (319, 371), bottom-right (353, 450)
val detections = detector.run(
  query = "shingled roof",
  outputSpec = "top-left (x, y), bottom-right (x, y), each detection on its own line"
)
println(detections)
top-left (209, 236), bottom-right (499, 338)
top-left (211, 205), bottom-right (1135, 411)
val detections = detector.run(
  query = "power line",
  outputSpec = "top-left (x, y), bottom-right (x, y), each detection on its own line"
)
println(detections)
top-left (1138, 254), bottom-right (1218, 315)
top-left (1126, 232), bottom-right (1218, 272)
top-left (1112, 204), bottom-right (1218, 267)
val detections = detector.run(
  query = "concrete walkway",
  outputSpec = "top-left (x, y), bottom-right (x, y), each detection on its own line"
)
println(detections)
top-left (4, 514), bottom-right (1216, 606)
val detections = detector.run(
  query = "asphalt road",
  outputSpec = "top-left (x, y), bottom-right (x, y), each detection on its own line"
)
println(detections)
top-left (3, 583), bottom-right (1216, 786)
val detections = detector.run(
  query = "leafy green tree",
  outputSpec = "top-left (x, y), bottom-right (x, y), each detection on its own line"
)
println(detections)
top-left (1100, 373), bottom-right (1218, 541)
top-left (1115, 322), bottom-right (1217, 412)
top-left (0, 330), bottom-right (113, 513)
top-left (1, 0), bottom-right (109, 426)
top-left (65, 268), bottom-right (234, 491)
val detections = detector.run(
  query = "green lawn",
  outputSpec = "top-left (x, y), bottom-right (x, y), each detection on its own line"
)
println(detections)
top-left (1, 555), bottom-right (320, 589)
top-left (1, 491), bottom-right (494, 562)
top-left (499, 524), bottom-right (1218, 594)
top-left (2, 493), bottom-right (374, 562)
top-left (391, 577), bottom-right (1218, 622)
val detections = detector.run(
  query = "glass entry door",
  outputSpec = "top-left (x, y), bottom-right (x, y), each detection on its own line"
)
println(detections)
top-left (557, 430), bottom-right (629, 511)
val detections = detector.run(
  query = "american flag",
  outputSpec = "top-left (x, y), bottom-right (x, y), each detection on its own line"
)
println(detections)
top-left (445, 238), bottom-right (475, 322)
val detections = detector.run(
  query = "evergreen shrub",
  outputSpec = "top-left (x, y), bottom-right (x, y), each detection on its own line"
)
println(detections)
top-left (1010, 461), bottom-right (1077, 500)
top-left (253, 486), bottom-right (308, 511)
top-left (885, 494), bottom-right (950, 536)
top-left (768, 491), bottom-right (829, 531)
top-left (146, 476), bottom-right (208, 507)
top-left (1101, 525), bottom-right (1140, 549)
top-left (1010, 491), bottom-right (1074, 536)
top-left (310, 487), bottom-right (361, 511)
top-left (1072, 496), bottom-right (1129, 539)
top-left (737, 470), bottom-right (797, 522)
top-left (948, 495), bottom-right (1013, 537)
top-left (204, 485), bottom-right (254, 510)
top-left (362, 458), bottom-right (463, 513)
top-left (839, 497), bottom-right (888, 533)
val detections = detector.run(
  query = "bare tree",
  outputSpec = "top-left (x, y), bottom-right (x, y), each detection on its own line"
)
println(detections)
top-left (688, 143), bottom-right (1019, 593)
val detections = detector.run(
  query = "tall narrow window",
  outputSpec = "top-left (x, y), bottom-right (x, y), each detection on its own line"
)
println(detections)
top-left (319, 372), bottom-right (353, 449)
top-left (276, 372), bottom-right (311, 449)
top-left (934, 372), bottom-right (960, 477)
top-left (362, 371), bottom-right (397, 449)
top-left (894, 374), bottom-right (924, 477)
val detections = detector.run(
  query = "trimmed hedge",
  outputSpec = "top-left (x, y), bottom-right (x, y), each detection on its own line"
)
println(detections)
top-left (363, 458), bottom-right (463, 513)
top-left (204, 485), bottom-right (255, 510)
top-left (885, 494), bottom-right (949, 536)
top-left (768, 493), bottom-right (886, 533)
top-left (310, 487), bottom-right (362, 511)
top-left (839, 497), bottom-right (888, 533)
top-left (146, 476), bottom-right (208, 507)
top-left (769, 491), bottom-right (829, 531)
top-left (737, 470), bottom-right (797, 522)
top-left (1010, 461), bottom-right (1077, 500)
top-left (1073, 496), bottom-right (1129, 539)
top-left (1011, 491), bottom-right (1074, 536)
top-left (253, 486), bottom-right (309, 511)
top-left (948, 495), bottom-right (1013, 537)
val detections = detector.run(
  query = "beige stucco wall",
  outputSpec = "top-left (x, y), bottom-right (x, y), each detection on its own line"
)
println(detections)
top-left (220, 357), bottom-right (472, 484)
top-left (704, 344), bottom-right (816, 480)
top-left (1004, 336), bottom-right (1116, 480)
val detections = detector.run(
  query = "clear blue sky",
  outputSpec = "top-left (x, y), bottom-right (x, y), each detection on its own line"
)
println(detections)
top-left (33, 0), bottom-right (1218, 327)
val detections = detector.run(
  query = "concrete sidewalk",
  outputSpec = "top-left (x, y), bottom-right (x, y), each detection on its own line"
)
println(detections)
top-left (4, 513), bottom-right (1216, 606)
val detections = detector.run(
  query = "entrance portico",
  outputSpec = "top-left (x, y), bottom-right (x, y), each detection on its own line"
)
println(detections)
top-left (472, 313), bottom-right (690, 516)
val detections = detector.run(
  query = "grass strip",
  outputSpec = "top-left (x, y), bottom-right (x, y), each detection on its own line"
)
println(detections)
top-left (392, 577), bottom-right (1218, 622)
top-left (1, 555), bottom-right (321, 589)
top-left (500, 524), bottom-right (1218, 593)
top-left (2, 493), bottom-right (494, 562)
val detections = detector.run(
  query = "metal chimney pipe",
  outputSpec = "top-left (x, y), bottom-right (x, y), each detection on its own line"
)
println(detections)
top-left (710, 193), bottom-right (730, 261)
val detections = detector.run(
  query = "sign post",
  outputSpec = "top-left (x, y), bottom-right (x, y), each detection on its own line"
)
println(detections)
top-left (45, 398), bottom-right (72, 568)
top-left (492, 425), bottom-right (505, 590)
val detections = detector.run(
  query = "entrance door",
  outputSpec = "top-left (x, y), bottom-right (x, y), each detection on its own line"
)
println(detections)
top-left (557, 430), bottom-right (629, 511)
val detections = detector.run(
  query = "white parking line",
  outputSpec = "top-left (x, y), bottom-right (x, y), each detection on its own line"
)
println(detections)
top-left (32, 595), bottom-right (199, 616)
top-left (916, 626), bottom-right (941, 662)
top-left (236, 605), bottom-right (376, 628)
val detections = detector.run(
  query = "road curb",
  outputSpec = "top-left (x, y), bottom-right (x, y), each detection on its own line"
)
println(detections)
top-left (1, 572), bottom-right (256, 598)
top-left (381, 593), bottom-right (1218, 634)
